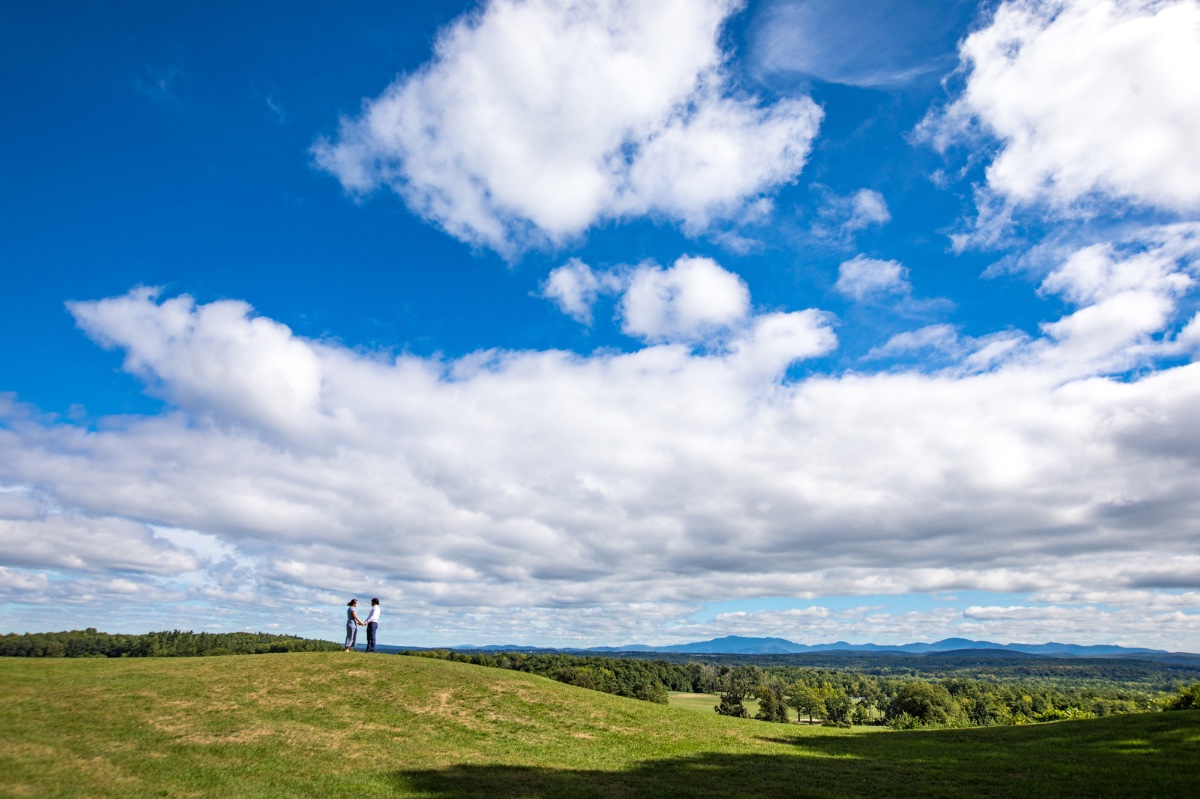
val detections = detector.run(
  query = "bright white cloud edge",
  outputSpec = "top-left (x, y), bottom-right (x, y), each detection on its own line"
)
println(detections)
top-left (922, 0), bottom-right (1200, 241)
top-left (312, 0), bottom-right (823, 253)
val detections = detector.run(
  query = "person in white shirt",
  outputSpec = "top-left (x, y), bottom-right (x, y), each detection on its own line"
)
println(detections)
top-left (364, 598), bottom-right (381, 652)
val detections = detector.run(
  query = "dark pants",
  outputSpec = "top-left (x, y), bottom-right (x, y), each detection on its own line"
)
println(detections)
top-left (366, 622), bottom-right (378, 652)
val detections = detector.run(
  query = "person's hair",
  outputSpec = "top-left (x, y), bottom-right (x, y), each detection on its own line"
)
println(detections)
top-left (347, 599), bottom-right (357, 606)
top-left (371, 598), bottom-right (379, 605)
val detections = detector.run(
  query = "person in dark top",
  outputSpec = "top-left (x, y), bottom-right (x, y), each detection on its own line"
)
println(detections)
top-left (345, 599), bottom-right (365, 652)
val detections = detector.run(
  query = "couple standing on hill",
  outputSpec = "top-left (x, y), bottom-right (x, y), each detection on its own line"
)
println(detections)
top-left (345, 598), bottom-right (380, 652)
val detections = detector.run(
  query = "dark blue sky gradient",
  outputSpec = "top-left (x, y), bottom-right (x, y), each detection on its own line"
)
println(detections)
top-left (2, 0), bottom-right (1039, 415)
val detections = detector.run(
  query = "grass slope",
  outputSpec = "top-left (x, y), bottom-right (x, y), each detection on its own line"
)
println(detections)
top-left (1, 653), bottom-right (1197, 798)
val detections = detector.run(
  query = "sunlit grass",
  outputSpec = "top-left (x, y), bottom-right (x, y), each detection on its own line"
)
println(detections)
top-left (1, 654), bottom-right (1197, 798)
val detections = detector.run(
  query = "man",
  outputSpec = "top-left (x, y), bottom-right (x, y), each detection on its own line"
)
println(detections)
top-left (364, 598), bottom-right (381, 652)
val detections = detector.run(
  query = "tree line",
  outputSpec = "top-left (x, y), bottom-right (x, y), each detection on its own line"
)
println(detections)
top-left (0, 629), bottom-right (341, 658)
top-left (713, 663), bottom-right (1171, 728)
top-left (403, 649), bottom-right (685, 703)
top-left (581, 649), bottom-right (1200, 695)
top-left (404, 649), bottom-right (1192, 729)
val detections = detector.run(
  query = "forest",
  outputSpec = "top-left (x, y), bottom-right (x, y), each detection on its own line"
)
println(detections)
top-left (404, 648), bottom-right (1200, 729)
top-left (585, 649), bottom-right (1200, 693)
top-left (0, 628), bottom-right (342, 658)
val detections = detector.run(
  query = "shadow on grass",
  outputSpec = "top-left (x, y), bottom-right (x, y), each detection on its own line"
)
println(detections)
top-left (393, 711), bottom-right (1200, 799)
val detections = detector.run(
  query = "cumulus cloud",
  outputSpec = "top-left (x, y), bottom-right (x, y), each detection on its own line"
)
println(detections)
top-left (3, 231), bottom-right (1200, 645)
top-left (68, 287), bottom-right (334, 442)
top-left (312, 0), bottom-right (823, 253)
top-left (924, 0), bottom-right (1200, 215)
top-left (0, 487), bottom-right (198, 575)
top-left (834, 255), bottom-right (910, 300)
top-left (618, 257), bottom-right (752, 342)
top-left (540, 259), bottom-right (612, 324)
top-left (541, 257), bottom-right (775, 348)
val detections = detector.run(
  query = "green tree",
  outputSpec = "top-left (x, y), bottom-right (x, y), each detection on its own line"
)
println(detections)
top-left (887, 682), bottom-right (965, 727)
top-left (715, 665), bottom-right (760, 718)
top-left (823, 690), bottom-right (852, 725)
top-left (755, 684), bottom-right (789, 723)
top-left (715, 690), bottom-right (750, 718)
top-left (1164, 682), bottom-right (1200, 711)
top-left (632, 680), bottom-right (669, 705)
top-left (786, 683), bottom-right (823, 724)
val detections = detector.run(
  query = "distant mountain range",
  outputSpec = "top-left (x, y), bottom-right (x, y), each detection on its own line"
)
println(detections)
top-left (440, 635), bottom-right (1180, 658)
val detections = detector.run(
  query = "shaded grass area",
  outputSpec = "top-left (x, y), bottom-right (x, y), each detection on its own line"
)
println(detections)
top-left (0, 654), bottom-right (1197, 798)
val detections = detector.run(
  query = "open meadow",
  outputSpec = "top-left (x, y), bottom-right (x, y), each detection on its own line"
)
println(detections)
top-left (669, 692), bottom-right (880, 725)
top-left (1, 653), bottom-right (1198, 798)
top-left (670, 692), bottom-right (796, 722)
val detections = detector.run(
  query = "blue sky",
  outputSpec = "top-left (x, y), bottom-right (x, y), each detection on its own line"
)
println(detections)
top-left (3, 0), bottom-right (1200, 649)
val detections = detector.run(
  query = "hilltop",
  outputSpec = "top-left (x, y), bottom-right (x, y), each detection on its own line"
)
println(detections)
top-left (2, 652), bottom-right (1199, 798)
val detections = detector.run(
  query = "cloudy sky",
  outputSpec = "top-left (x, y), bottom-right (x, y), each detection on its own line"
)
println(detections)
top-left (3, 0), bottom-right (1200, 650)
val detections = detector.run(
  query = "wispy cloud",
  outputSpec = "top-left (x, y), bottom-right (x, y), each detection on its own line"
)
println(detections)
top-left (751, 0), bottom-right (977, 88)
top-left (808, 187), bottom-right (891, 246)
top-left (133, 66), bottom-right (181, 105)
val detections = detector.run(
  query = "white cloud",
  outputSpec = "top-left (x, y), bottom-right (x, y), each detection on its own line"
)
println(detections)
top-left (631, 595), bottom-right (1200, 650)
top-left (1035, 225), bottom-right (1199, 375)
top-left (834, 255), bottom-right (910, 300)
top-left (3, 232), bottom-right (1200, 645)
top-left (924, 0), bottom-right (1200, 214)
top-left (846, 190), bottom-right (891, 231)
top-left (312, 0), bottom-right (823, 253)
top-left (810, 188), bottom-right (892, 244)
top-left (1178, 313), bottom-right (1200, 353)
top-left (751, 0), bottom-right (977, 88)
top-left (0, 488), bottom-right (198, 575)
top-left (868, 324), bottom-right (960, 359)
top-left (540, 258), bottom-right (834, 370)
top-left (619, 257), bottom-right (752, 342)
top-left (68, 287), bottom-right (334, 442)
top-left (540, 259), bottom-right (612, 324)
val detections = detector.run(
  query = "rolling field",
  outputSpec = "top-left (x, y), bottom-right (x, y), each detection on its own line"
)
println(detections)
top-left (670, 691), bottom-right (796, 722)
top-left (1, 653), bottom-right (1198, 798)
top-left (667, 692), bottom-right (878, 724)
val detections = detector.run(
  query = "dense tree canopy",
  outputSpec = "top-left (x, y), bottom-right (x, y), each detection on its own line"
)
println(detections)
top-left (404, 649), bottom-right (1168, 728)
top-left (1163, 683), bottom-right (1200, 711)
top-left (887, 682), bottom-right (966, 728)
top-left (0, 629), bottom-right (340, 658)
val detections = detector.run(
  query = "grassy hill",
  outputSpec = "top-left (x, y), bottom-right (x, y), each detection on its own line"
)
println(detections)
top-left (1, 653), bottom-right (1197, 798)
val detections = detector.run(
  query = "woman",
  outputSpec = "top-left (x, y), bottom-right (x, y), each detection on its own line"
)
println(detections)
top-left (345, 599), bottom-right (365, 652)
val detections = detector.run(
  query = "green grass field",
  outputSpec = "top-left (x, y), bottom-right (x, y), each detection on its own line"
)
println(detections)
top-left (1, 654), bottom-right (1197, 798)
top-left (668, 692), bottom-right (879, 724)
top-left (669, 691), bottom-right (795, 722)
